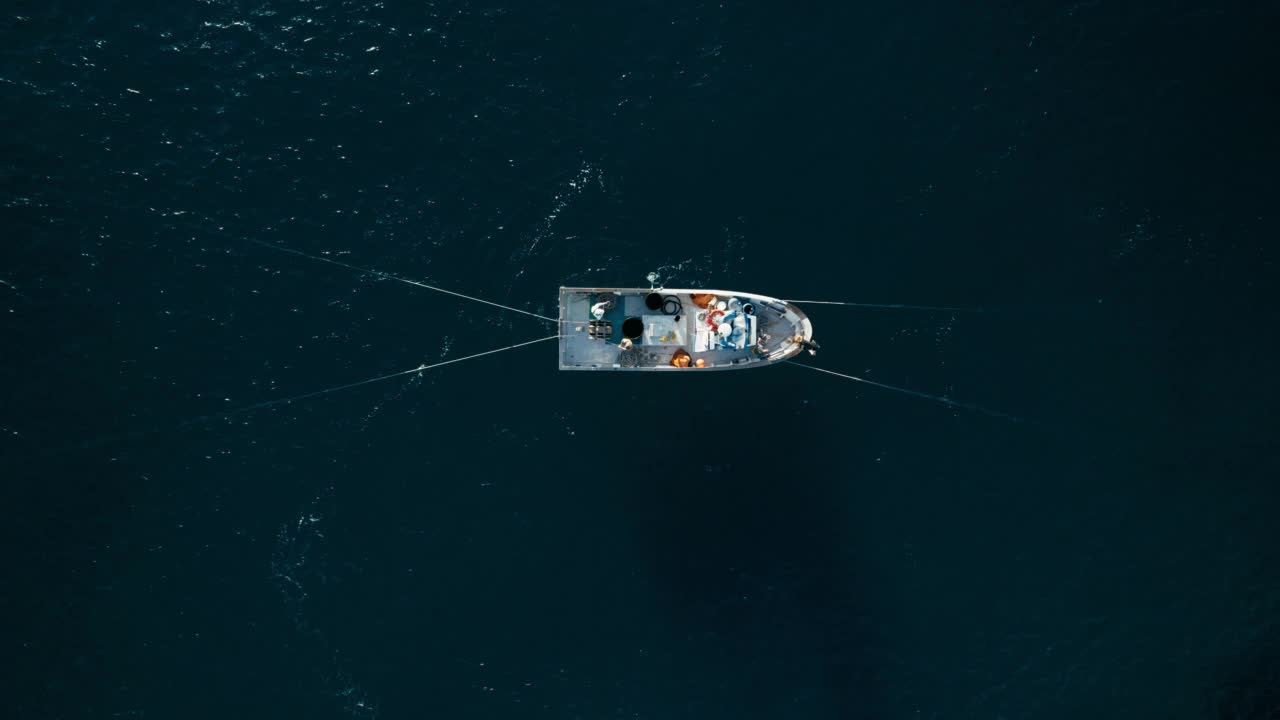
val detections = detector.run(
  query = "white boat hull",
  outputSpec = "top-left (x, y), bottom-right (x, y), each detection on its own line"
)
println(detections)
top-left (557, 287), bottom-right (815, 371)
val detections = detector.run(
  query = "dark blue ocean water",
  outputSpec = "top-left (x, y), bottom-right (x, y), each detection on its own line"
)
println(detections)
top-left (3, 2), bottom-right (1278, 718)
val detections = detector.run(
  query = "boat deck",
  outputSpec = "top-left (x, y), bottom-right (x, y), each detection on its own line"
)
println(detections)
top-left (558, 286), bottom-right (813, 371)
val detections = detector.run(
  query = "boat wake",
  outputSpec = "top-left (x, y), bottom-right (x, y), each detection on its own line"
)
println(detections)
top-left (517, 160), bottom-right (605, 261)
top-left (272, 487), bottom-right (380, 719)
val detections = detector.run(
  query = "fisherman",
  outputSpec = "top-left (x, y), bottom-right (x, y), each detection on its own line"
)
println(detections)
top-left (618, 338), bottom-right (634, 350)
top-left (792, 334), bottom-right (820, 356)
top-left (755, 332), bottom-right (772, 354)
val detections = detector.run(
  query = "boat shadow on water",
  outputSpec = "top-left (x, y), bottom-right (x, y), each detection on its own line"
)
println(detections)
top-left (614, 375), bottom-right (887, 717)
top-left (1210, 625), bottom-right (1280, 719)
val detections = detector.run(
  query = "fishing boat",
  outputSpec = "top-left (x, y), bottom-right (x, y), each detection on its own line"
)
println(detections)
top-left (558, 280), bottom-right (818, 371)
top-left (237, 243), bottom-right (1010, 415)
